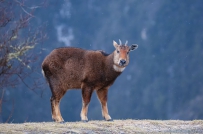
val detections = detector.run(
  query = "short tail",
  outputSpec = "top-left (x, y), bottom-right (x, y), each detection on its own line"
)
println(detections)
top-left (41, 69), bottom-right (45, 78)
top-left (41, 67), bottom-right (48, 83)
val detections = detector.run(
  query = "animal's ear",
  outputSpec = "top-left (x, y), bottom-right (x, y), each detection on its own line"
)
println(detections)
top-left (129, 44), bottom-right (138, 51)
top-left (113, 40), bottom-right (119, 48)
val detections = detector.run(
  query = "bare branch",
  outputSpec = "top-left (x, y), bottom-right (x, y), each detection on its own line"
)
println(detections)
top-left (5, 100), bottom-right (14, 123)
top-left (0, 90), bottom-right (5, 114)
top-left (20, 6), bottom-right (35, 18)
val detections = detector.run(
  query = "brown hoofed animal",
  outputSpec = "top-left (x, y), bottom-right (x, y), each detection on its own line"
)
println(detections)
top-left (41, 40), bottom-right (138, 122)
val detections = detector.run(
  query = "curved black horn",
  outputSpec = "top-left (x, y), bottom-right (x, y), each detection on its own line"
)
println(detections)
top-left (119, 39), bottom-right (122, 45)
top-left (125, 40), bottom-right (128, 46)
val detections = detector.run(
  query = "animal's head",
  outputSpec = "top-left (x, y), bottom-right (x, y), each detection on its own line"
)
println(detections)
top-left (113, 39), bottom-right (138, 72)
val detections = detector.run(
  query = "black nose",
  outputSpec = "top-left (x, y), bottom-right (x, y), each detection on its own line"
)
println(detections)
top-left (119, 59), bottom-right (126, 66)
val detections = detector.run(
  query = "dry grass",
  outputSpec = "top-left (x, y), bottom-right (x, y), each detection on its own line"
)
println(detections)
top-left (0, 120), bottom-right (203, 134)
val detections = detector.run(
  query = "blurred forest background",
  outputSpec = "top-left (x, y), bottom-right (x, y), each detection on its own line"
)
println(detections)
top-left (0, 0), bottom-right (203, 123)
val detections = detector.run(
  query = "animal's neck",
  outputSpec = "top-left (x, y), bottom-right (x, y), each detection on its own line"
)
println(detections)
top-left (106, 53), bottom-right (122, 75)
top-left (113, 64), bottom-right (125, 72)
top-left (107, 52), bottom-right (125, 73)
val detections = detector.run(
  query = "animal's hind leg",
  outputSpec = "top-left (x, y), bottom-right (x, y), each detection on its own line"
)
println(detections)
top-left (50, 86), bottom-right (66, 123)
top-left (96, 87), bottom-right (112, 121)
top-left (80, 84), bottom-right (93, 122)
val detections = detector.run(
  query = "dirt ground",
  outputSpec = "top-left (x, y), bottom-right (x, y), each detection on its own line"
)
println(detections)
top-left (0, 119), bottom-right (203, 134)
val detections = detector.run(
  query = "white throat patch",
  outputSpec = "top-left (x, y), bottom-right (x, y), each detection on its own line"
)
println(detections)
top-left (113, 65), bottom-right (125, 72)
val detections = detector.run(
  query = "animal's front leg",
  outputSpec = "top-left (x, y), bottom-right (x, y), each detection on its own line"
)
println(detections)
top-left (80, 86), bottom-right (93, 122)
top-left (96, 87), bottom-right (112, 121)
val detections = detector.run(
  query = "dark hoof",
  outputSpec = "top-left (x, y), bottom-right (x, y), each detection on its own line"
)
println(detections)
top-left (81, 120), bottom-right (88, 123)
top-left (60, 121), bottom-right (65, 124)
top-left (106, 119), bottom-right (113, 121)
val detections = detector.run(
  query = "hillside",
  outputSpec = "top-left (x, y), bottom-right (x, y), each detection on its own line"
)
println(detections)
top-left (0, 120), bottom-right (203, 133)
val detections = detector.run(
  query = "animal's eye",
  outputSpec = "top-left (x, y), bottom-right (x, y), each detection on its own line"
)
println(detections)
top-left (117, 50), bottom-right (119, 53)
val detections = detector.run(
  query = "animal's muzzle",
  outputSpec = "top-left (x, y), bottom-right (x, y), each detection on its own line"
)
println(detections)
top-left (119, 59), bottom-right (126, 66)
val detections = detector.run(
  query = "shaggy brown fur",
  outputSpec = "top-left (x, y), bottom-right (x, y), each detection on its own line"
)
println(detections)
top-left (42, 40), bottom-right (138, 122)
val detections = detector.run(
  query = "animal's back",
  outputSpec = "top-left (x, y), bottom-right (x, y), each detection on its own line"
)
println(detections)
top-left (42, 47), bottom-right (87, 89)
top-left (42, 47), bottom-right (112, 89)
